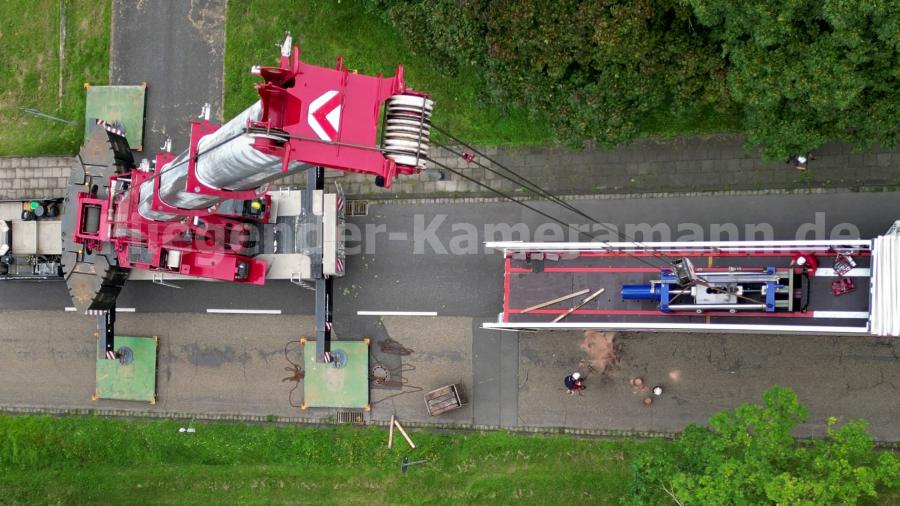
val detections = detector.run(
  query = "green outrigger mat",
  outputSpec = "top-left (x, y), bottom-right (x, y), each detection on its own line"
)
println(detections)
top-left (84, 84), bottom-right (146, 150)
top-left (94, 335), bottom-right (158, 403)
top-left (303, 340), bottom-right (369, 409)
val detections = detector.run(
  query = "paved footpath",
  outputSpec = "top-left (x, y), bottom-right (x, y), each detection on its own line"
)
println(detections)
top-left (1, 311), bottom-right (897, 442)
top-left (2, 136), bottom-right (898, 201)
top-left (0, 156), bottom-right (71, 200)
top-left (334, 137), bottom-right (900, 198)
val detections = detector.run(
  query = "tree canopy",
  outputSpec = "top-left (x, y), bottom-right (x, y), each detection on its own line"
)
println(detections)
top-left (369, 0), bottom-right (899, 158)
top-left (690, 0), bottom-right (899, 158)
top-left (626, 386), bottom-right (900, 505)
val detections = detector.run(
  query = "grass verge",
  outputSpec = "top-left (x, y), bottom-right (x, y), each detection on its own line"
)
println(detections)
top-left (223, 0), bottom-right (553, 147)
top-left (223, 0), bottom-right (740, 148)
top-left (1, 415), bottom-right (897, 504)
top-left (0, 0), bottom-right (110, 156)
top-left (0, 415), bottom-right (633, 504)
top-left (638, 102), bottom-right (744, 139)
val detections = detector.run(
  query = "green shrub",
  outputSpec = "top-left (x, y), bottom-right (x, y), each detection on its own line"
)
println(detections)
top-left (626, 387), bottom-right (900, 505)
top-left (369, 0), bottom-right (899, 158)
top-left (367, 0), bottom-right (729, 148)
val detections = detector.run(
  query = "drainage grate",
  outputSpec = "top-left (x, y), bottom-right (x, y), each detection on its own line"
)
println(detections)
top-left (336, 409), bottom-right (366, 424)
top-left (346, 200), bottom-right (369, 217)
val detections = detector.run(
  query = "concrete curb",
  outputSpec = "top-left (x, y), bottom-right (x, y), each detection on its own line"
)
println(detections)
top-left (3, 404), bottom-right (898, 447)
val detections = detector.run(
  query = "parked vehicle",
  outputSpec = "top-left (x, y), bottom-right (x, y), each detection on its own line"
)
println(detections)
top-left (0, 199), bottom-right (63, 281)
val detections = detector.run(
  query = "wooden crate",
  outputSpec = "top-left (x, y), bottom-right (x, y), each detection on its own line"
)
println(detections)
top-left (425, 384), bottom-right (465, 416)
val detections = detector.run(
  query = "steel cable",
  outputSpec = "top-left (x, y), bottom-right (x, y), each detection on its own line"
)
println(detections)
top-left (430, 125), bottom-right (678, 266)
top-left (427, 131), bottom-right (774, 307)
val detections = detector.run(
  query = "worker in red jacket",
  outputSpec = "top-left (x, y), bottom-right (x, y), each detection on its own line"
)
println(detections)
top-left (564, 372), bottom-right (585, 395)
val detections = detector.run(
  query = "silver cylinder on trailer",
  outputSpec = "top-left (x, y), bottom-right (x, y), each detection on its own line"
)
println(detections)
top-left (138, 101), bottom-right (309, 222)
top-left (667, 304), bottom-right (767, 311)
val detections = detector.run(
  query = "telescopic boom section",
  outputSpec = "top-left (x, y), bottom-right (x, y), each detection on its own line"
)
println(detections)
top-left (138, 33), bottom-right (433, 224)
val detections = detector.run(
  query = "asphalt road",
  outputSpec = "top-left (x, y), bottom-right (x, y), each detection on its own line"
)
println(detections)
top-left (2, 190), bottom-right (898, 317)
top-left (1, 192), bottom-right (897, 439)
top-left (110, 0), bottom-right (226, 154)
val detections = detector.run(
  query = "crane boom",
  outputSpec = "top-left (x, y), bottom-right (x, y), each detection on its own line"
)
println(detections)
top-left (61, 34), bottom-right (434, 362)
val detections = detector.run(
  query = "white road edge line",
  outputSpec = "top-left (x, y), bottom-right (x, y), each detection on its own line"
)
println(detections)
top-left (206, 309), bottom-right (283, 315)
top-left (64, 307), bottom-right (136, 312)
top-left (357, 311), bottom-right (438, 316)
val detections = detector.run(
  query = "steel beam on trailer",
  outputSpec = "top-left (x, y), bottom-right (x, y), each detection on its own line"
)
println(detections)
top-left (506, 308), bottom-right (870, 319)
top-left (483, 321), bottom-right (871, 334)
top-left (308, 166), bottom-right (333, 362)
top-left (812, 268), bottom-right (871, 277)
top-left (315, 276), bottom-right (333, 361)
top-left (97, 304), bottom-right (115, 357)
top-left (487, 240), bottom-right (874, 251)
top-left (304, 166), bottom-right (325, 210)
top-left (577, 251), bottom-right (872, 258)
top-left (305, 166), bottom-right (325, 278)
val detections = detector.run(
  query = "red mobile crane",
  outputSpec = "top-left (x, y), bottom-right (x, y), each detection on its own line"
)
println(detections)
top-left (62, 34), bottom-right (433, 362)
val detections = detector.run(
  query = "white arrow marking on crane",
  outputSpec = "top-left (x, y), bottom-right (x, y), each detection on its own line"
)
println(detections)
top-left (308, 90), bottom-right (342, 142)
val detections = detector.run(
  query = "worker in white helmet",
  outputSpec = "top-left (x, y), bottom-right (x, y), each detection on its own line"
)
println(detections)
top-left (564, 371), bottom-right (585, 396)
top-left (786, 152), bottom-right (814, 171)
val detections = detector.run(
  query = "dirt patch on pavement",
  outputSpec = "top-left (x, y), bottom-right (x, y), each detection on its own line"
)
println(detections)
top-left (580, 331), bottom-right (621, 373)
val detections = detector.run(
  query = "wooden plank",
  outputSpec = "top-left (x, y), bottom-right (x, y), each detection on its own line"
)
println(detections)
top-left (451, 384), bottom-right (466, 405)
top-left (431, 397), bottom-right (458, 410)
top-left (521, 288), bottom-right (590, 314)
top-left (388, 414), bottom-right (395, 449)
top-left (552, 288), bottom-right (606, 323)
top-left (394, 419), bottom-right (416, 449)
top-left (425, 385), bottom-right (453, 400)
top-left (435, 396), bottom-right (457, 406)
top-left (431, 395), bottom-right (461, 413)
top-left (429, 392), bottom-right (454, 402)
top-left (431, 404), bottom-right (459, 415)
